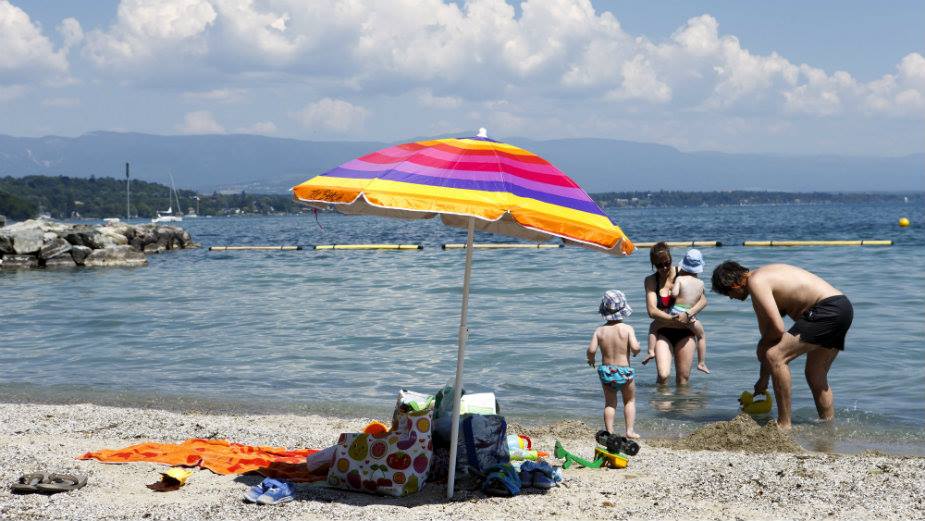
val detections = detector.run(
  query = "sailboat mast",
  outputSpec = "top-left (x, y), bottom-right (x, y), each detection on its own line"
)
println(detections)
top-left (125, 163), bottom-right (131, 219)
top-left (169, 173), bottom-right (181, 215)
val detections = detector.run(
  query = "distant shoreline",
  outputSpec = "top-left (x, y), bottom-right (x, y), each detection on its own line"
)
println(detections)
top-left (2, 174), bottom-right (921, 221)
top-left (592, 190), bottom-right (924, 209)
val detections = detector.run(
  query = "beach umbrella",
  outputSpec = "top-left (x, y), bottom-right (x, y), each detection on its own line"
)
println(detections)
top-left (291, 128), bottom-right (634, 497)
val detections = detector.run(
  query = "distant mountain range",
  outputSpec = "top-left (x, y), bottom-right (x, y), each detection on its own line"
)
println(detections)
top-left (0, 131), bottom-right (921, 193)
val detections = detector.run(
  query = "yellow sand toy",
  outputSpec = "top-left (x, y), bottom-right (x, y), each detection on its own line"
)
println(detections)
top-left (738, 391), bottom-right (773, 414)
top-left (554, 440), bottom-right (628, 469)
top-left (593, 447), bottom-right (628, 469)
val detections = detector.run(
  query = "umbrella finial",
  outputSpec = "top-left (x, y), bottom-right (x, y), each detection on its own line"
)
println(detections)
top-left (477, 127), bottom-right (488, 138)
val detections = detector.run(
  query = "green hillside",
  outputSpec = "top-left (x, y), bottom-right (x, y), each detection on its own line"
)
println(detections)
top-left (0, 175), bottom-right (301, 220)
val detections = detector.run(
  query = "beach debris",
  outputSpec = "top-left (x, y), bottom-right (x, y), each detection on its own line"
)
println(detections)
top-left (673, 414), bottom-right (803, 453)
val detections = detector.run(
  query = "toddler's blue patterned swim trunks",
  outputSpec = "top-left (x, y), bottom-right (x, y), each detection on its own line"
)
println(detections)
top-left (597, 365), bottom-right (635, 389)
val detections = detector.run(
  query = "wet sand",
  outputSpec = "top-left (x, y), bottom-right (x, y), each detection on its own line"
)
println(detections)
top-left (1, 403), bottom-right (923, 520)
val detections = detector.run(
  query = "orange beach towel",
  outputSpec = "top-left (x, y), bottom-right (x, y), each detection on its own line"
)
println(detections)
top-left (79, 438), bottom-right (324, 482)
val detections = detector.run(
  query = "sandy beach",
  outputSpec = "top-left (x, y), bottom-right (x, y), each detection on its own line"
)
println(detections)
top-left (1, 403), bottom-right (922, 521)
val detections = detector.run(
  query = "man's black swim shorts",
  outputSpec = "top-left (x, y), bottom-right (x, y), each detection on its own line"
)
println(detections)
top-left (788, 295), bottom-right (854, 350)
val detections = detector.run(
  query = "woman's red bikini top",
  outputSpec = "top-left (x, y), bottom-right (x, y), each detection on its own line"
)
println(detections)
top-left (655, 271), bottom-right (675, 310)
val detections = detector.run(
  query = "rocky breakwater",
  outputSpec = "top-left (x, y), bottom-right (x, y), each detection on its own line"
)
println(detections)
top-left (0, 218), bottom-right (198, 269)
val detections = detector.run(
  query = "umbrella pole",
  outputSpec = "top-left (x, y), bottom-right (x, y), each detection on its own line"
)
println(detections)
top-left (446, 216), bottom-right (475, 499)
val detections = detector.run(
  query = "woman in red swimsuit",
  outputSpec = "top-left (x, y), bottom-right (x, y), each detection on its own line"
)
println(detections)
top-left (641, 242), bottom-right (707, 385)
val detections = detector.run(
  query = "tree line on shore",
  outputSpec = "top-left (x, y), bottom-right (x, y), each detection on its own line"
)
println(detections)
top-left (0, 175), bottom-right (921, 221)
top-left (0, 175), bottom-right (303, 220)
top-left (594, 190), bottom-right (922, 208)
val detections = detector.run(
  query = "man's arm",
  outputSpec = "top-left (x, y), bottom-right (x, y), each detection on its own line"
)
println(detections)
top-left (750, 278), bottom-right (786, 393)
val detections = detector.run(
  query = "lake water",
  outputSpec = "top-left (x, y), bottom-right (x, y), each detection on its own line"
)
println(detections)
top-left (2, 202), bottom-right (923, 454)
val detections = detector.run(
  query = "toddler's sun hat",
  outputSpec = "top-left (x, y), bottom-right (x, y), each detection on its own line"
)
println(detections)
top-left (599, 290), bottom-right (632, 321)
top-left (679, 249), bottom-right (704, 274)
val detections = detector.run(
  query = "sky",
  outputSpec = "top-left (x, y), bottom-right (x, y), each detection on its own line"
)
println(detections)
top-left (1, 0), bottom-right (923, 156)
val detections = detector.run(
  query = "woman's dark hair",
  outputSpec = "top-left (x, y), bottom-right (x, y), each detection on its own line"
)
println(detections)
top-left (649, 241), bottom-right (672, 269)
top-left (711, 260), bottom-right (749, 295)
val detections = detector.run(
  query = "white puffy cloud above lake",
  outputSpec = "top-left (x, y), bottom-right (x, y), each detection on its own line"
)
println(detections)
top-left (1, 0), bottom-right (923, 154)
top-left (0, 1), bottom-right (69, 83)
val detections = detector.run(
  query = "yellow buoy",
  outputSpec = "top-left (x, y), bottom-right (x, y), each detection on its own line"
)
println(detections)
top-left (899, 217), bottom-right (910, 228)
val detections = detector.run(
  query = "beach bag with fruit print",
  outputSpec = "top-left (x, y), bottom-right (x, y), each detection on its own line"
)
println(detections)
top-left (326, 408), bottom-right (433, 497)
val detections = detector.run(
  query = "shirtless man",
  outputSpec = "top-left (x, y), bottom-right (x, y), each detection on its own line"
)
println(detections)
top-left (711, 261), bottom-right (853, 430)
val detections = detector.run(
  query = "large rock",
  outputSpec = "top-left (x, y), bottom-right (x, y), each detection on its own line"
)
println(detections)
top-left (43, 255), bottom-right (77, 268)
top-left (70, 245), bottom-right (92, 265)
top-left (12, 228), bottom-right (44, 254)
top-left (96, 227), bottom-right (129, 247)
top-left (144, 242), bottom-right (165, 254)
top-left (84, 245), bottom-right (147, 267)
top-left (0, 234), bottom-right (12, 254)
top-left (1, 254), bottom-right (38, 269)
top-left (36, 218), bottom-right (72, 235)
top-left (0, 221), bottom-right (44, 254)
top-left (136, 230), bottom-right (157, 249)
top-left (39, 238), bottom-right (72, 260)
top-left (64, 232), bottom-right (90, 247)
top-left (104, 222), bottom-right (136, 240)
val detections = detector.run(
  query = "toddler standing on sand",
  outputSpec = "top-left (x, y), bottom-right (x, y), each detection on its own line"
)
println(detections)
top-left (586, 290), bottom-right (641, 439)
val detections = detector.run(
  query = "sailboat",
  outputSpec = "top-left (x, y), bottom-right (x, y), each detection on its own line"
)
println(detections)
top-left (152, 174), bottom-right (183, 223)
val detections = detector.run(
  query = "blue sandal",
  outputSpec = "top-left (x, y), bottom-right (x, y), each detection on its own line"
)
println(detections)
top-left (244, 478), bottom-right (294, 505)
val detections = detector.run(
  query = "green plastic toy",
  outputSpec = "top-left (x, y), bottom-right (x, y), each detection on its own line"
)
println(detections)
top-left (554, 440), bottom-right (603, 469)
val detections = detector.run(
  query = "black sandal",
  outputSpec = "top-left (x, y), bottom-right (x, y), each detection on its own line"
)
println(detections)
top-left (35, 474), bottom-right (87, 494)
top-left (10, 473), bottom-right (87, 494)
top-left (10, 473), bottom-right (47, 494)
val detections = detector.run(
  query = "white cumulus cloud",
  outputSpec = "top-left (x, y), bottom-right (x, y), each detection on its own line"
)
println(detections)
top-left (177, 110), bottom-right (225, 134)
top-left (82, 0), bottom-right (217, 69)
top-left (58, 18), bottom-right (84, 50)
top-left (292, 98), bottom-right (368, 133)
top-left (182, 88), bottom-right (247, 103)
top-left (0, 1), bottom-right (69, 83)
top-left (4, 0), bottom-right (920, 151)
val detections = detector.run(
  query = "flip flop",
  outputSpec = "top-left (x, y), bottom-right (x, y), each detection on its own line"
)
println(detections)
top-left (34, 474), bottom-right (87, 494)
top-left (10, 473), bottom-right (47, 494)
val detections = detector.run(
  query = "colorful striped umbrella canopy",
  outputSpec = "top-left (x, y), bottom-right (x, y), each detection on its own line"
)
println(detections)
top-left (292, 130), bottom-right (633, 498)
top-left (291, 131), bottom-right (634, 254)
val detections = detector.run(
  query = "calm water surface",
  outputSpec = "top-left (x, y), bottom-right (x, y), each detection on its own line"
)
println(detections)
top-left (1, 203), bottom-right (923, 454)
